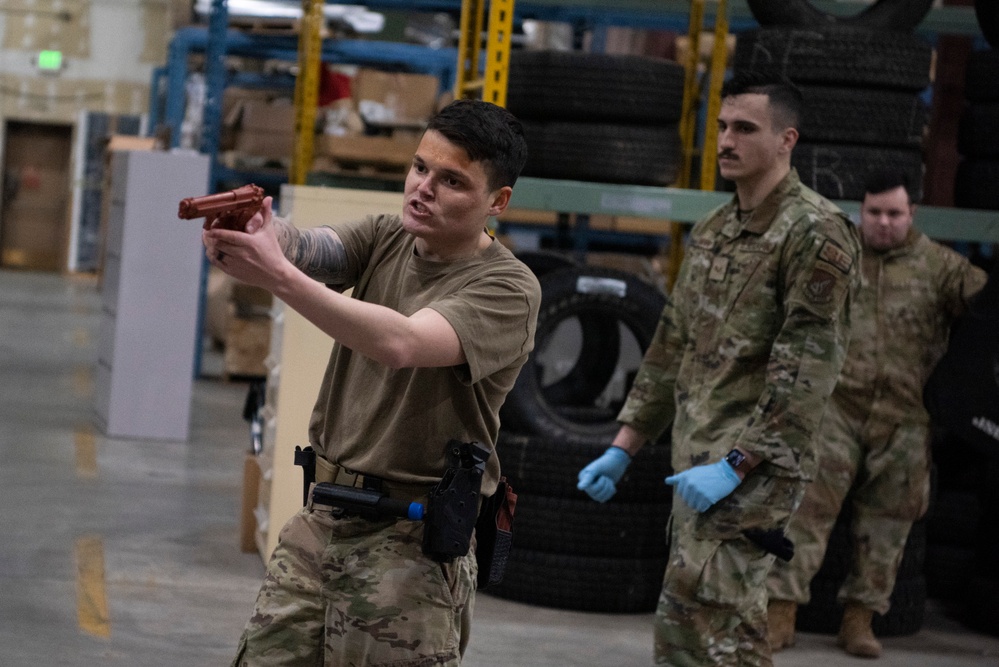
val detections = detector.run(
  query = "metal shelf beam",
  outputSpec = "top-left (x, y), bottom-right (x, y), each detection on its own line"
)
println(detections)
top-left (355, 0), bottom-right (983, 36)
top-left (507, 177), bottom-right (999, 244)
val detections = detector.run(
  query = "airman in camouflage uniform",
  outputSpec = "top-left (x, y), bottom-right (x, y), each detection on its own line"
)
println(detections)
top-left (204, 100), bottom-right (539, 666)
top-left (766, 170), bottom-right (988, 658)
top-left (577, 72), bottom-right (861, 666)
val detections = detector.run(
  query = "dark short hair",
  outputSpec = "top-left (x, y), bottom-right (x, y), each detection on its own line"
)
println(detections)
top-left (425, 99), bottom-right (528, 190)
top-left (720, 71), bottom-right (804, 131)
top-left (863, 168), bottom-right (914, 203)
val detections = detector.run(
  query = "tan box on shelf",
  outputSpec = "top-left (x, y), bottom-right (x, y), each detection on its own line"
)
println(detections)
top-left (315, 134), bottom-right (421, 169)
top-left (233, 98), bottom-right (295, 160)
top-left (352, 68), bottom-right (439, 127)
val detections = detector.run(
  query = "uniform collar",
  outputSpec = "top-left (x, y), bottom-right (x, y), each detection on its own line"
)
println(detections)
top-left (725, 169), bottom-right (801, 237)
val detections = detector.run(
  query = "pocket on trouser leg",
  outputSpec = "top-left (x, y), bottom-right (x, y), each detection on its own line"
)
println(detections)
top-left (239, 511), bottom-right (328, 666)
top-left (656, 519), bottom-right (772, 667)
top-left (865, 422), bottom-right (931, 521)
top-left (323, 521), bottom-right (464, 667)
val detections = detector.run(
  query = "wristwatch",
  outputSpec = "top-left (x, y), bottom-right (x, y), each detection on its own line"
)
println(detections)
top-left (724, 448), bottom-right (752, 477)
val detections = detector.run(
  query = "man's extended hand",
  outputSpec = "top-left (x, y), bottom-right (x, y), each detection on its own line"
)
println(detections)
top-left (577, 447), bottom-right (631, 503)
top-left (665, 459), bottom-right (741, 512)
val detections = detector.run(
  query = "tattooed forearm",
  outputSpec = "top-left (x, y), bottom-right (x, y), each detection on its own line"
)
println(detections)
top-left (272, 216), bottom-right (349, 284)
top-left (273, 216), bottom-right (301, 260)
top-left (295, 229), bottom-right (350, 284)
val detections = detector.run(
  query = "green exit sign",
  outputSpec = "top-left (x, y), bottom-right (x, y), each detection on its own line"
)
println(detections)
top-left (37, 50), bottom-right (63, 72)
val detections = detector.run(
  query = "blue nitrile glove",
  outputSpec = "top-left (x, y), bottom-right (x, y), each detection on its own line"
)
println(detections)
top-left (577, 446), bottom-right (631, 503)
top-left (665, 459), bottom-right (742, 512)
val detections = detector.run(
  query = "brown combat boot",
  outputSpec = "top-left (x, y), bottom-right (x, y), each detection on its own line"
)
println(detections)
top-left (766, 599), bottom-right (798, 652)
top-left (837, 603), bottom-right (882, 658)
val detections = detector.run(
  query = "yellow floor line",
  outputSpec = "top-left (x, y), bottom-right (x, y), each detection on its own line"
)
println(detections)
top-left (74, 425), bottom-right (98, 479)
top-left (72, 327), bottom-right (91, 347)
top-left (75, 535), bottom-right (111, 639)
top-left (72, 365), bottom-right (93, 399)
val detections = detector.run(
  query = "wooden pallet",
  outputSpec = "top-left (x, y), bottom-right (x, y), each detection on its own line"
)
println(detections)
top-left (311, 156), bottom-right (408, 182)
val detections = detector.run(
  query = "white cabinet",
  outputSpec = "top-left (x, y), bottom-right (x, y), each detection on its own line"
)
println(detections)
top-left (94, 150), bottom-right (210, 441)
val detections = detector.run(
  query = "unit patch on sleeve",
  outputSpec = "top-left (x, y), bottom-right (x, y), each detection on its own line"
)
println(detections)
top-left (818, 240), bottom-right (853, 275)
top-left (805, 266), bottom-right (837, 304)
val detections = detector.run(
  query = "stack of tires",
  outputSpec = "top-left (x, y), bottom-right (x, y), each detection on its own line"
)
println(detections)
top-left (924, 263), bottom-right (999, 637)
top-left (505, 50), bottom-right (686, 187)
top-left (732, 0), bottom-right (934, 201)
top-left (487, 256), bottom-right (674, 613)
top-left (955, 50), bottom-right (999, 211)
top-left (737, 0), bottom-right (936, 638)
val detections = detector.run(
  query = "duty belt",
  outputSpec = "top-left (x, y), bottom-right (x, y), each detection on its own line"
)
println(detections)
top-left (313, 453), bottom-right (432, 505)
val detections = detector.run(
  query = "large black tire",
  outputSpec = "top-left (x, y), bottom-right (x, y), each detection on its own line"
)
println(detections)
top-left (511, 493), bottom-right (670, 559)
top-left (500, 266), bottom-right (666, 446)
top-left (798, 86), bottom-right (927, 148)
top-left (507, 50), bottom-right (685, 124)
top-left (513, 249), bottom-right (577, 277)
top-left (733, 27), bottom-right (933, 91)
top-left (958, 103), bottom-right (999, 158)
top-left (976, 0), bottom-right (999, 51)
top-left (927, 489), bottom-right (983, 548)
top-left (925, 544), bottom-right (976, 601)
top-left (923, 268), bottom-right (999, 459)
top-left (521, 121), bottom-right (682, 187)
top-left (496, 431), bottom-right (672, 503)
top-left (965, 50), bottom-right (999, 103)
top-left (483, 547), bottom-right (667, 613)
top-left (746, 0), bottom-right (934, 33)
top-left (961, 574), bottom-right (999, 636)
top-left (955, 158), bottom-right (999, 210)
top-left (514, 250), bottom-right (621, 407)
top-left (791, 143), bottom-right (924, 202)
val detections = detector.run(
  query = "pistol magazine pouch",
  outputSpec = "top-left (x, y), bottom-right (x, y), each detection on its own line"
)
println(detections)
top-left (423, 440), bottom-right (489, 562)
top-left (474, 477), bottom-right (517, 588)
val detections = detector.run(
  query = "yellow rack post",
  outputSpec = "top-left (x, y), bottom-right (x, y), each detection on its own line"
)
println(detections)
top-left (700, 0), bottom-right (728, 192)
top-left (455, 0), bottom-right (515, 106)
top-left (455, 0), bottom-right (487, 99)
top-left (666, 0), bottom-right (706, 290)
top-left (290, 0), bottom-right (324, 185)
top-left (483, 0), bottom-right (515, 106)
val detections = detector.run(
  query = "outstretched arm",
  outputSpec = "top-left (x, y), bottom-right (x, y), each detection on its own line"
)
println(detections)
top-left (203, 197), bottom-right (464, 369)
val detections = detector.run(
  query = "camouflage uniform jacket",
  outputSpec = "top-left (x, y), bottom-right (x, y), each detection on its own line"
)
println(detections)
top-left (833, 229), bottom-right (987, 425)
top-left (618, 169), bottom-right (861, 481)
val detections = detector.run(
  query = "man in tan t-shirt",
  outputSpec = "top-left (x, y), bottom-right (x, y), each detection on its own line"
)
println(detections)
top-left (203, 99), bottom-right (540, 667)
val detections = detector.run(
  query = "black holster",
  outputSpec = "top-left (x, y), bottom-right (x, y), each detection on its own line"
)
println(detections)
top-left (744, 528), bottom-right (795, 562)
top-left (294, 445), bottom-right (317, 506)
top-left (422, 440), bottom-right (490, 562)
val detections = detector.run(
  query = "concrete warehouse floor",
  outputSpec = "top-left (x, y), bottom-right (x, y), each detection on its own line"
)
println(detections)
top-left (2, 267), bottom-right (997, 667)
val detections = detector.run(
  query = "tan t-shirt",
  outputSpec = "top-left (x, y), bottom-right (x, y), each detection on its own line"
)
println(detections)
top-left (308, 214), bottom-right (540, 495)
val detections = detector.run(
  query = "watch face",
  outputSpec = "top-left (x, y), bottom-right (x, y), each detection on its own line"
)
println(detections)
top-left (726, 449), bottom-right (746, 467)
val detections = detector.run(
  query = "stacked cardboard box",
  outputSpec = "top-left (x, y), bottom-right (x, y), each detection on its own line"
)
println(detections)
top-left (231, 97), bottom-right (296, 163)
top-left (312, 68), bottom-right (440, 175)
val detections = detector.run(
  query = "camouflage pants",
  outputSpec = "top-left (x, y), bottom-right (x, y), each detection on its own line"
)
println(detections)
top-left (231, 502), bottom-right (477, 667)
top-left (766, 402), bottom-right (930, 614)
top-left (655, 480), bottom-right (804, 667)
